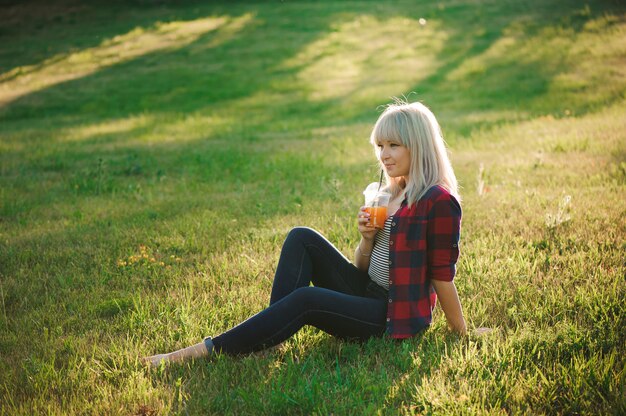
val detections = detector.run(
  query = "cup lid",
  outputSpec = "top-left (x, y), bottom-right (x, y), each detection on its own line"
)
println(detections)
top-left (363, 182), bottom-right (389, 195)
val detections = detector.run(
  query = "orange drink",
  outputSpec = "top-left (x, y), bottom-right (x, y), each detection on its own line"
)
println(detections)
top-left (363, 182), bottom-right (391, 229)
top-left (365, 206), bottom-right (388, 229)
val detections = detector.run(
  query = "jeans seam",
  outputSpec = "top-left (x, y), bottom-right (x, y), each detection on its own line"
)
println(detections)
top-left (255, 307), bottom-right (385, 349)
top-left (304, 242), bottom-right (358, 294)
top-left (292, 247), bottom-right (307, 294)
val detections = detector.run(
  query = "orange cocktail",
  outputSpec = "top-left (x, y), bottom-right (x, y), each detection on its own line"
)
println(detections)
top-left (365, 206), bottom-right (388, 229)
top-left (363, 183), bottom-right (391, 229)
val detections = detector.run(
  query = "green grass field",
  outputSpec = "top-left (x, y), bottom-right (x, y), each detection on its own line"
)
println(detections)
top-left (1, 0), bottom-right (625, 414)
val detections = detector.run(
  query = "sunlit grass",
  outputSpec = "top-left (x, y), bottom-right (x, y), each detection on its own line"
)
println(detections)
top-left (284, 15), bottom-right (447, 102)
top-left (0, 14), bottom-right (253, 106)
top-left (1, 0), bottom-right (625, 414)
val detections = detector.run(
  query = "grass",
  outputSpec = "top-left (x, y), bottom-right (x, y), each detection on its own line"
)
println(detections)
top-left (1, 0), bottom-right (625, 414)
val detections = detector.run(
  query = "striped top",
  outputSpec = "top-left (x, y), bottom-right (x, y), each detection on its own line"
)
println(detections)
top-left (368, 215), bottom-right (393, 290)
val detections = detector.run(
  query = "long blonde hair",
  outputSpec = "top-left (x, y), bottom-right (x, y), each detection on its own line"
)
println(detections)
top-left (369, 100), bottom-right (459, 205)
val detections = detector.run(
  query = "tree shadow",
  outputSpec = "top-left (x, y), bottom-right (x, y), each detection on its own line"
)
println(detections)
top-left (0, 0), bottom-right (228, 74)
top-left (163, 331), bottom-right (459, 414)
top-left (322, 0), bottom-right (626, 137)
top-left (2, 0), bottom-right (624, 319)
top-left (3, 0), bottom-right (623, 141)
top-left (2, 1), bottom-right (625, 412)
top-left (2, 0), bottom-right (624, 290)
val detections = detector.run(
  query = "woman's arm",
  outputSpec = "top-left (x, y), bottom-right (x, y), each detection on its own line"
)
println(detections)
top-left (425, 194), bottom-right (465, 335)
top-left (431, 279), bottom-right (467, 335)
top-left (354, 238), bottom-right (374, 272)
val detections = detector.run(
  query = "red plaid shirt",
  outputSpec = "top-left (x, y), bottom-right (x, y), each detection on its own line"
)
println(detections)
top-left (386, 185), bottom-right (462, 338)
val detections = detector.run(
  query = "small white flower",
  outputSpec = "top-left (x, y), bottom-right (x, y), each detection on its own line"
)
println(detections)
top-left (545, 195), bottom-right (572, 229)
top-left (477, 163), bottom-right (486, 196)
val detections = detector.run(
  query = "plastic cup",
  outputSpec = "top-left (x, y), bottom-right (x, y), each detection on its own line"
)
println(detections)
top-left (363, 182), bottom-right (391, 229)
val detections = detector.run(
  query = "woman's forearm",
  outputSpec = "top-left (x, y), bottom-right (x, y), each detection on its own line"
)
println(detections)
top-left (431, 280), bottom-right (467, 335)
top-left (354, 238), bottom-right (374, 272)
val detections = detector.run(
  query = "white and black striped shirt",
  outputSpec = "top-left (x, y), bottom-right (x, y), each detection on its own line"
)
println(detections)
top-left (368, 215), bottom-right (393, 290)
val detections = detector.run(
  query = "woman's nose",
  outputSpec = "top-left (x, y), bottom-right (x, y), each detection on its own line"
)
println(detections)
top-left (380, 146), bottom-right (390, 160)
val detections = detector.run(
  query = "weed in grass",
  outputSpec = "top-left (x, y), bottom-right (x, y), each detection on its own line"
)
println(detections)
top-left (476, 162), bottom-right (491, 197)
top-left (545, 194), bottom-right (572, 230)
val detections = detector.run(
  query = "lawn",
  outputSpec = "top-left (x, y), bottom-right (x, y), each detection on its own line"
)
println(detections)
top-left (1, 0), bottom-right (625, 414)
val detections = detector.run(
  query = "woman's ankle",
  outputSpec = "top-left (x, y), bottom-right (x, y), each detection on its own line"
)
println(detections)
top-left (168, 342), bottom-right (209, 362)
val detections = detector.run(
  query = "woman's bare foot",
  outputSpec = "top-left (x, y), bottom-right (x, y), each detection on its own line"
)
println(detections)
top-left (142, 341), bottom-right (210, 368)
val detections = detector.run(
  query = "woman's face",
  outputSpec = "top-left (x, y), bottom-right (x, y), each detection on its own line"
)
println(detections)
top-left (377, 139), bottom-right (411, 179)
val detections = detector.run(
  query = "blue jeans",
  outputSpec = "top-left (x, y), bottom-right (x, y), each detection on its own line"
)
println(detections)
top-left (211, 227), bottom-right (388, 355)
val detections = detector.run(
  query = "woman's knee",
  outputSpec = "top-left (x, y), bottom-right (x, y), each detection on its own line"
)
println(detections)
top-left (284, 286), bottom-right (325, 311)
top-left (285, 226), bottom-right (322, 245)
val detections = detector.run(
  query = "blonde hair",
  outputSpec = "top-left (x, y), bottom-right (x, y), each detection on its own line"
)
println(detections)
top-left (369, 100), bottom-right (459, 205)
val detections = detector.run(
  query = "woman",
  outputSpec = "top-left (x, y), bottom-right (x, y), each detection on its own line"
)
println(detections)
top-left (143, 100), bottom-right (466, 366)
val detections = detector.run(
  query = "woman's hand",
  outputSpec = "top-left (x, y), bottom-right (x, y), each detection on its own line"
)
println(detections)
top-left (354, 207), bottom-right (377, 271)
top-left (472, 327), bottom-right (494, 337)
top-left (357, 206), bottom-right (378, 241)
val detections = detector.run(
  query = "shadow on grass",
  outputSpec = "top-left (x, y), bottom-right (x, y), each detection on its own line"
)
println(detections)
top-left (2, 0), bottom-right (624, 314)
top-left (0, 0), bottom-right (230, 74)
top-left (2, 0), bottom-right (623, 215)
top-left (2, 0), bottom-right (624, 348)
top-left (1, 1), bottom-right (625, 410)
top-left (157, 331), bottom-right (458, 414)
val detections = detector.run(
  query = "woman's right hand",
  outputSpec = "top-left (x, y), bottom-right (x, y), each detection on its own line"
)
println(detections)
top-left (357, 206), bottom-right (378, 241)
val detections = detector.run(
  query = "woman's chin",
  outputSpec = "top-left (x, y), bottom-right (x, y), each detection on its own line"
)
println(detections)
top-left (387, 174), bottom-right (409, 184)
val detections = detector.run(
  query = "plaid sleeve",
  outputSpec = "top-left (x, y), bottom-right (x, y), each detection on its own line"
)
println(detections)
top-left (427, 194), bottom-right (462, 281)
